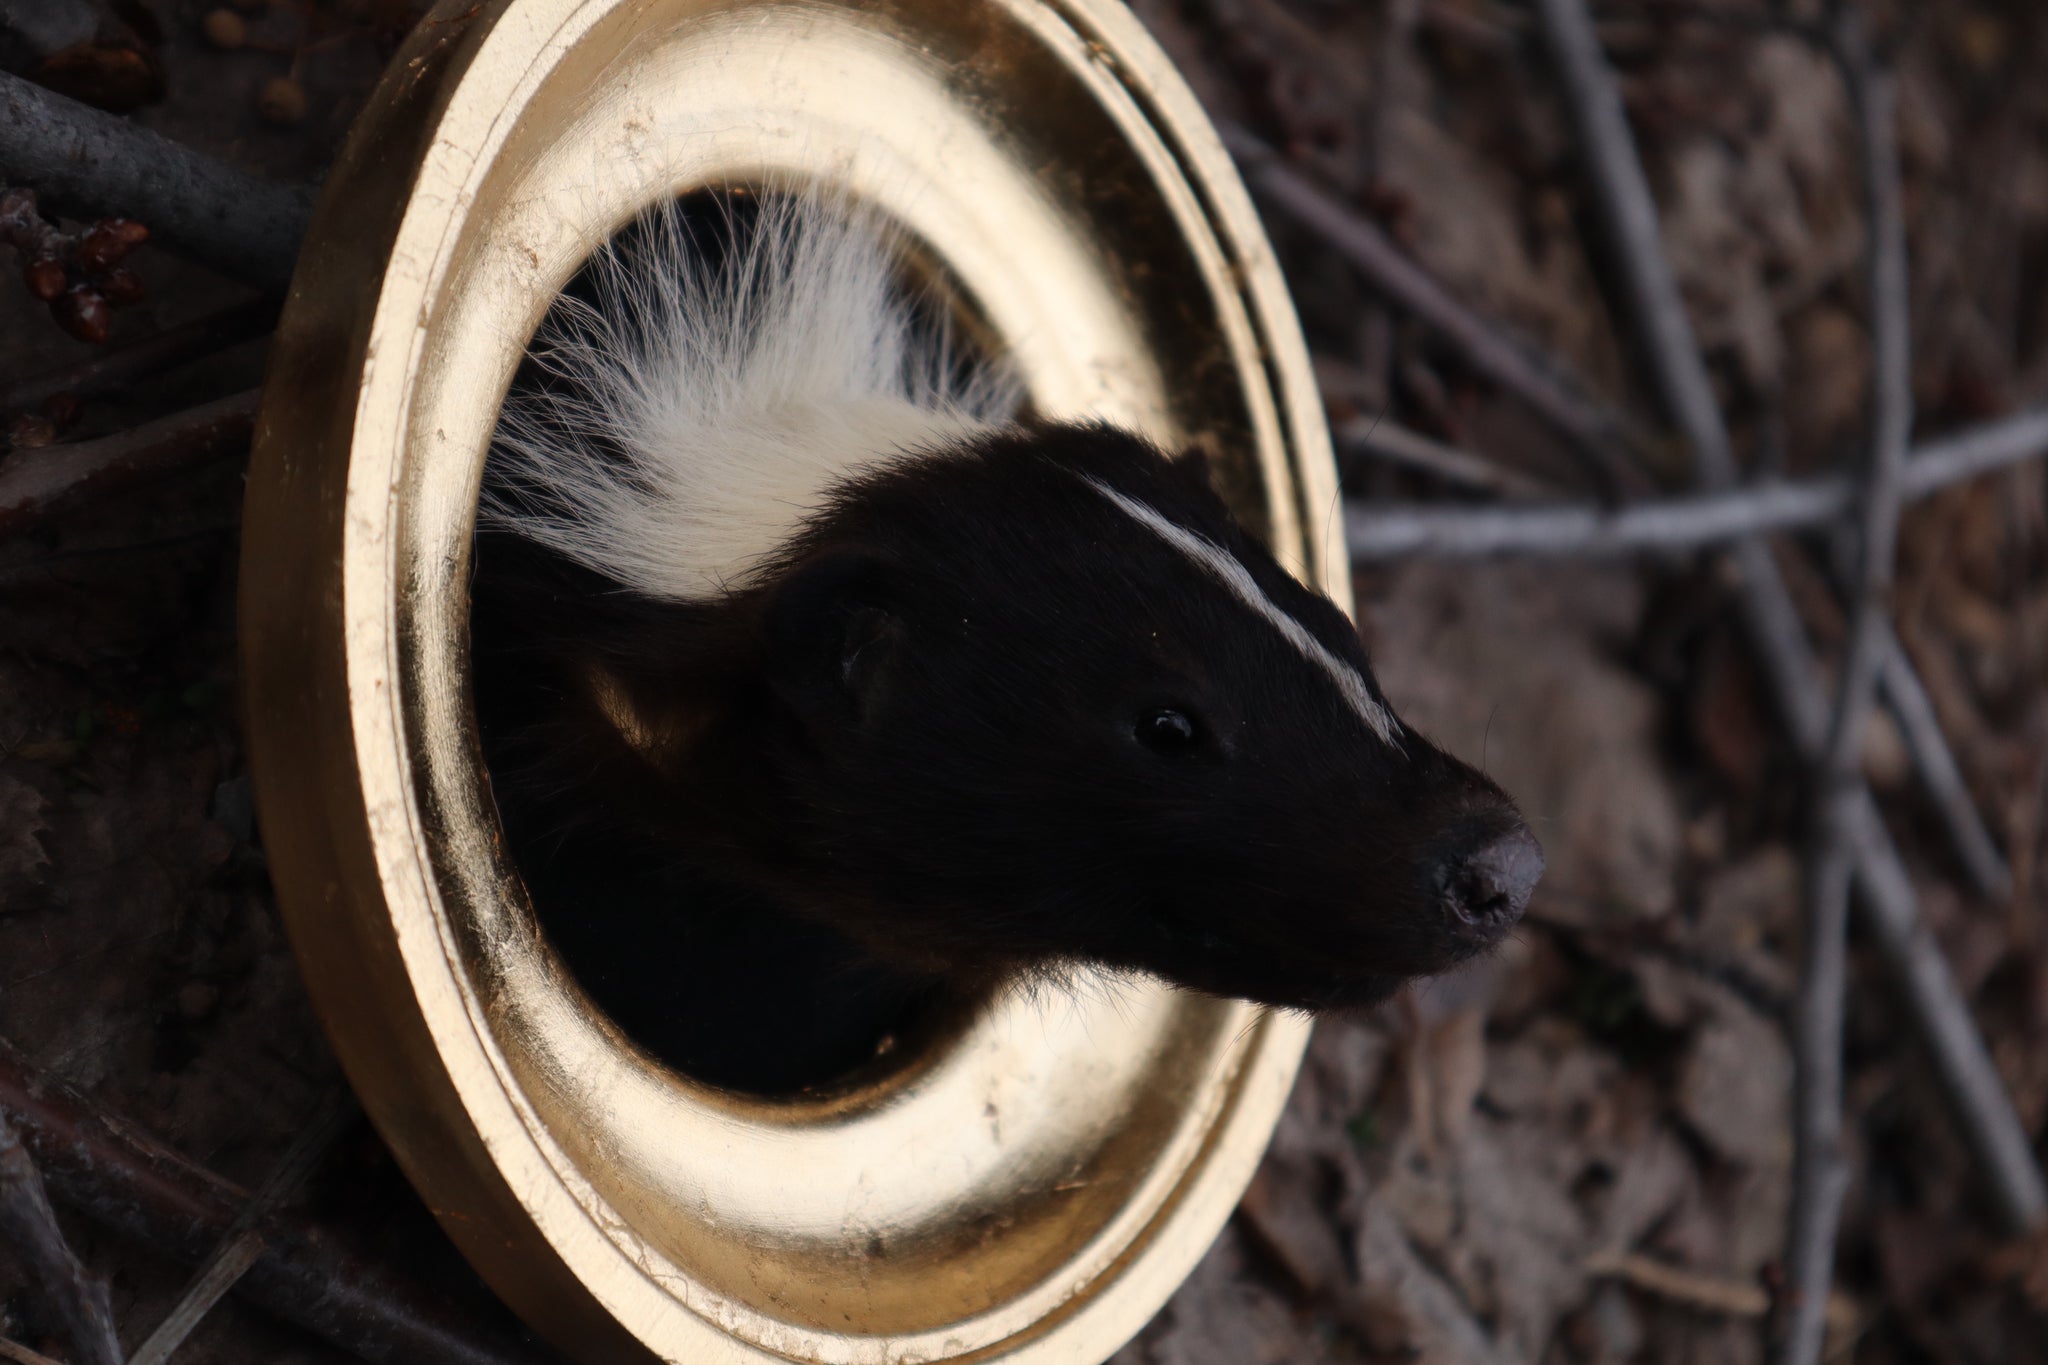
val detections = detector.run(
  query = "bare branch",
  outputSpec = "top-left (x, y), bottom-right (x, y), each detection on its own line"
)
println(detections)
top-left (1583, 1249), bottom-right (1855, 1330)
top-left (1903, 403), bottom-right (2048, 487)
top-left (1332, 413), bottom-right (1561, 499)
top-left (1818, 14), bottom-right (1912, 796)
top-left (0, 71), bottom-right (313, 292)
top-left (1529, 0), bottom-right (2047, 1256)
top-left (1783, 23), bottom-right (1915, 1357)
top-left (1787, 833), bottom-right (1856, 1362)
top-left (0, 1040), bottom-right (557, 1365)
top-left (1873, 623), bottom-right (2011, 900)
top-left (1220, 120), bottom-right (1654, 496)
top-left (1348, 478), bottom-right (1834, 559)
top-left (1841, 797), bottom-right (2046, 1223)
top-left (124, 1089), bottom-right (354, 1365)
top-left (0, 390), bottom-right (258, 536)
top-left (1345, 405), bottom-right (2048, 560)
top-left (0, 1338), bottom-right (69, 1365)
top-left (0, 1111), bottom-right (123, 1365)
top-left (1529, 1), bottom-right (1738, 489)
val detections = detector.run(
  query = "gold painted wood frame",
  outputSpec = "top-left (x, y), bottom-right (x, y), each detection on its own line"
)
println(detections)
top-left (240, 0), bottom-right (1342, 1359)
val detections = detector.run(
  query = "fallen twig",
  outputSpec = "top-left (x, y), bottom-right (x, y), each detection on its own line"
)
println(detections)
top-left (1530, 0), bottom-right (2047, 1254)
top-left (1871, 619), bottom-right (2012, 901)
top-left (1890, 404), bottom-right (2048, 488)
top-left (1783, 14), bottom-right (1911, 1362)
top-left (0, 298), bottom-right (277, 415)
top-left (124, 1088), bottom-right (355, 1365)
top-left (0, 71), bottom-right (313, 292)
top-left (1333, 413), bottom-right (1560, 499)
top-left (0, 390), bottom-right (258, 536)
top-left (0, 1111), bottom-right (123, 1365)
top-left (0, 1040), bottom-right (556, 1365)
top-left (1345, 405), bottom-right (2048, 560)
top-left (0, 1339), bottom-right (68, 1365)
top-left (1583, 1249), bottom-right (1856, 1332)
top-left (1221, 120), bottom-right (1654, 497)
top-left (1349, 477), bottom-right (1833, 559)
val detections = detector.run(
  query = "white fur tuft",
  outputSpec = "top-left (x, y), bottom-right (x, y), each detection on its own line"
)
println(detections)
top-left (485, 192), bottom-right (1021, 599)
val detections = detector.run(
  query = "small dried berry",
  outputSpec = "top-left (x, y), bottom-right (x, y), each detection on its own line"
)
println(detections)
top-left (202, 9), bottom-right (247, 49)
top-left (53, 287), bottom-right (113, 344)
top-left (32, 42), bottom-right (164, 113)
top-left (257, 75), bottom-right (307, 125)
top-left (75, 218), bottom-right (149, 273)
top-left (23, 257), bottom-right (66, 302)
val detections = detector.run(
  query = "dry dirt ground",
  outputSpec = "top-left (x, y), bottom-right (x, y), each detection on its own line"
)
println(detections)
top-left (4, 2), bottom-right (2047, 1363)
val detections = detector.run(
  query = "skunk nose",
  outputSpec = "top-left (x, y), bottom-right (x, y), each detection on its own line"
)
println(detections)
top-left (1441, 825), bottom-right (1543, 933)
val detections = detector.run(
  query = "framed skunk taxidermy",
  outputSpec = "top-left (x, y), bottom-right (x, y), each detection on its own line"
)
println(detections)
top-left (240, 0), bottom-right (1539, 1360)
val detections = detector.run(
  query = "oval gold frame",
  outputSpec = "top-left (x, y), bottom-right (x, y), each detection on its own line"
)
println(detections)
top-left (240, 1), bottom-right (1344, 1360)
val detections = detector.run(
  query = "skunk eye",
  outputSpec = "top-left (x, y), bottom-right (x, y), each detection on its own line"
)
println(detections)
top-left (1136, 707), bottom-right (1199, 753)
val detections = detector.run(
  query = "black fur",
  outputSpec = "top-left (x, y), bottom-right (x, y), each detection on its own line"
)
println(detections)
top-left (472, 421), bottom-right (1536, 1093)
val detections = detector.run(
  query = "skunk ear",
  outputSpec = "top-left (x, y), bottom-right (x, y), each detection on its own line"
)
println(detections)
top-left (762, 549), bottom-right (908, 727)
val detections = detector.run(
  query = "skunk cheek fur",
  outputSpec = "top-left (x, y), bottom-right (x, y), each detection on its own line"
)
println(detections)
top-left (472, 191), bottom-right (1542, 1090)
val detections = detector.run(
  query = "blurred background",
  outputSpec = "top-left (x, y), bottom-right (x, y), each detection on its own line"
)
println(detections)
top-left (2, 1), bottom-right (2045, 1362)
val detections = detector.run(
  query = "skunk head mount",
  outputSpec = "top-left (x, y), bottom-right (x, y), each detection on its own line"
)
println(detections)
top-left (477, 191), bottom-right (1540, 1034)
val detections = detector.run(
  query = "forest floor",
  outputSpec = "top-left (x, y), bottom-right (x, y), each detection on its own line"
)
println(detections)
top-left (3, 2), bottom-right (2047, 1363)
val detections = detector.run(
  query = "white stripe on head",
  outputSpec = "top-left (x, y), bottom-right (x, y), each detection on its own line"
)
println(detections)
top-left (1080, 476), bottom-right (1403, 748)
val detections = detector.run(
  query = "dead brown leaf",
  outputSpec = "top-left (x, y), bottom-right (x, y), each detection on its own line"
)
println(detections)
top-left (1237, 1160), bottom-right (1350, 1299)
top-left (1357, 1205), bottom-right (1513, 1365)
top-left (1110, 1223), bottom-right (1327, 1365)
top-left (1694, 844), bottom-right (1799, 997)
top-left (1675, 995), bottom-right (1791, 1170)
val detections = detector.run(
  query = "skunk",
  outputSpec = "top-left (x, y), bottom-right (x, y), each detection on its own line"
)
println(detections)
top-left (471, 190), bottom-right (1542, 1093)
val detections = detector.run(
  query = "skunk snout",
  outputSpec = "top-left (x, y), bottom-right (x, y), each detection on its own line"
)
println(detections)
top-left (1436, 823), bottom-right (1543, 941)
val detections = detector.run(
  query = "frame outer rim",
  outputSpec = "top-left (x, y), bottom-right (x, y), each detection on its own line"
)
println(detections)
top-left (241, 6), bottom-right (662, 1358)
top-left (241, 1), bottom-right (1334, 1360)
